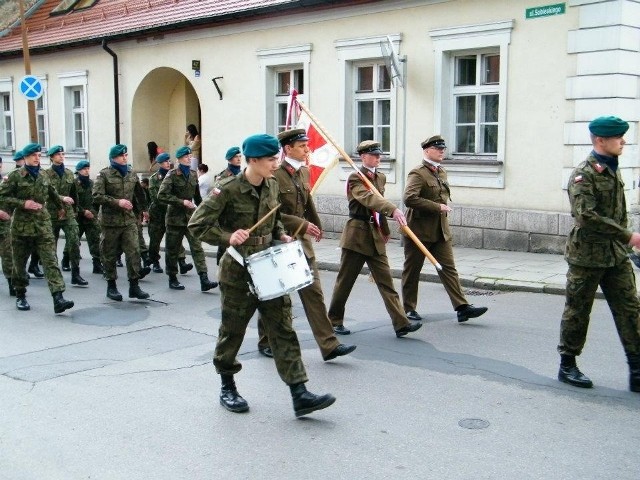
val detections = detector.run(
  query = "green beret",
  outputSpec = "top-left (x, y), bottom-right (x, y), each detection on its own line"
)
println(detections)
top-left (421, 135), bottom-right (447, 149)
top-left (75, 160), bottom-right (90, 171)
top-left (175, 146), bottom-right (191, 159)
top-left (22, 143), bottom-right (42, 156)
top-left (155, 152), bottom-right (171, 164)
top-left (588, 116), bottom-right (629, 137)
top-left (242, 134), bottom-right (280, 158)
top-left (13, 150), bottom-right (24, 162)
top-left (277, 128), bottom-right (308, 146)
top-left (225, 146), bottom-right (241, 160)
top-left (47, 145), bottom-right (64, 156)
top-left (109, 144), bottom-right (128, 159)
top-left (357, 140), bottom-right (382, 155)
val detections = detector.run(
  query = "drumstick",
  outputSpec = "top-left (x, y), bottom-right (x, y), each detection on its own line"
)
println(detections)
top-left (247, 203), bottom-right (281, 235)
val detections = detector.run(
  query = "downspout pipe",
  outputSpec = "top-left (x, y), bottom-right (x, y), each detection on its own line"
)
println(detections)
top-left (102, 39), bottom-right (120, 144)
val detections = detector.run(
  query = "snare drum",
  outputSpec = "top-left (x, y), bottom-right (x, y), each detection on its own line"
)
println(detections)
top-left (245, 240), bottom-right (313, 300)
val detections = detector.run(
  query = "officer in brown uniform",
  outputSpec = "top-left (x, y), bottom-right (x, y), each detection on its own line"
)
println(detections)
top-left (157, 146), bottom-right (217, 291)
top-left (401, 135), bottom-right (488, 323)
top-left (558, 116), bottom-right (640, 392)
top-left (189, 133), bottom-right (335, 417)
top-left (93, 144), bottom-right (150, 301)
top-left (327, 140), bottom-right (422, 337)
top-left (256, 129), bottom-right (356, 361)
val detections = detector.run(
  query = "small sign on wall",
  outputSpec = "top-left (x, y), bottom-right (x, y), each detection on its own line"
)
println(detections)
top-left (525, 2), bottom-right (565, 19)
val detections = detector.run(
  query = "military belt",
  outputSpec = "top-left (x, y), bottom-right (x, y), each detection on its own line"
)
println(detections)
top-left (349, 214), bottom-right (374, 223)
top-left (243, 233), bottom-right (273, 246)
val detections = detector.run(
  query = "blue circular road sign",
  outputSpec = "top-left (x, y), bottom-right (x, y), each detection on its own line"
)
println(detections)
top-left (20, 75), bottom-right (44, 100)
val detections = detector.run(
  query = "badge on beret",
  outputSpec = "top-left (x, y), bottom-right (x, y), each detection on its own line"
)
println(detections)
top-left (574, 175), bottom-right (583, 183)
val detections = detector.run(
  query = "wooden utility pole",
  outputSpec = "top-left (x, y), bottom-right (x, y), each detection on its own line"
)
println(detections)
top-left (20, 0), bottom-right (37, 142)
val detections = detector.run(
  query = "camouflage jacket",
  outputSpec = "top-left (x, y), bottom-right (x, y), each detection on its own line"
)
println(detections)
top-left (0, 167), bottom-right (63, 236)
top-left (42, 166), bottom-right (78, 222)
top-left (75, 175), bottom-right (98, 223)
top-left (157, 167), bottom-right (202, 227)
top-left (93, 166), bottom-right (147, 227)
top-left (148, 170), bottom-right (168, 221)
top-left (565, 153), bottom-right (631, 267)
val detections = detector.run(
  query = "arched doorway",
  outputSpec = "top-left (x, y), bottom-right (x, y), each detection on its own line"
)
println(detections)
top-left (131, 67), bottom-right (200, 172)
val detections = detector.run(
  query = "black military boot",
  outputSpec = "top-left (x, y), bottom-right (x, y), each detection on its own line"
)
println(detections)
top-left (106, 280), bottom-right (123, 301)
top-left (71, 268), bottom-right (89, 287)
top-left (168, 275), bottom-right (185, 290)
top-left (129, 280), bottom-right (150, 299)
top-left (219, 374), bottom-right (249, 413)
top-left (15, 289), bottom-right (30, 311)
top-left (141, 251), bottom-right (152, 268)
top-left (290, 383), bottom-right (336, 418)
top-left (138, 263), bottom-right (151, 279)
top-left (52, 292), bottom-right (74, 314)
top-left (8, 278), bottom-right (16, 297)
top-left (627, 353), bottom-right (640, 393)
top-left (152, 262), bottom-right (163, 273)
top-left (178, 258), bottom-right (193, 274)
top-left (558, 354), bottom-right (593, 388)
top-left (199, 272), bottom-right (218, 292)
top-left (28, 260), bottom-right (44, 279)
top-left (61, 252), bottom-right (71, 272)
top-left (92, 257), bottom-right (104, 274)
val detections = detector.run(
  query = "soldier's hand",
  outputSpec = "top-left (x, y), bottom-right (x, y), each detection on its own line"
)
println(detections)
top-left (629, 232), bottom-right (640, 249)
top-left (83, 210), bottom-right (95, 220)
top-left (0, 210), bottom-right (9, 221)
top-left (280, 234), bottom-right (293, 243)
top-left (142, 211), bottom-right (149, 223)
top-left (230, 229), bottom-right (249, 246)
top-left (183, 199), bottom-right (196, 209)
top-left (62, 196), bottom-right (75, 205)
top-left (24, 200), bottom-right (43, 211)
top-left (306, 222), bottom-right (322, 240)
top-left (391, 208), bottom-right (407, 226)
top-left (118, 199), bottom-right (133, 210)
top-left (439, 203), bottom-right (452, 213)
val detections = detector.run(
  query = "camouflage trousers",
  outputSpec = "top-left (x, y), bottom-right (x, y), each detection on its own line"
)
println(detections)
top-left (148, 220), bottom-right (185, 263)
top-left (137, 220), bottom-right (148, 256)
top-left (52, 219), bottom-right (80, 269)
top-left (0, 230), bottom-right (13, 280)
top-left (214, 282), bottom-right (308, 385)
top-left (12, 232), bottom-right (66, 294)
top-left (558, 261), bottom-right (640, 356)
top-left (165, 226), bottom-right (207, 275)
top-left (78, 219), bottom-right (101, 260)
top-left (101, 224), bottom-right (141, 281)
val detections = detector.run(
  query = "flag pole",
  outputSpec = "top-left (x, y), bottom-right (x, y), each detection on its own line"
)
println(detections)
top-left (295, 100), bottom-right (442, 271)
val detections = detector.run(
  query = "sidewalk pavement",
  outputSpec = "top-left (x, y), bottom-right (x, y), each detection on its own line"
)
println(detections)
top-left (156, 230), bottom-right (597, 296)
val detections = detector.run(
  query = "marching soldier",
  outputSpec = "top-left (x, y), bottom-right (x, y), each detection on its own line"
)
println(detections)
top-left (0, 143), bottom-right (74, 313)
top-left (157, 146), bottom-right (217, 291)
top-left (43, 145), bottom-right (88, 287)
top-left (0, 155), bottom-right (14, 296)
top-left (147, 153), bottom-right (189, 274)
top-left (327, 140), bottom-right (422, 337)
top-left (189, 133), bottom-right (335, 417)
top-left (214, 146), bottom-right (242, 265)
top-left (74, 160), bottom-right (103, 274)
top-left (93, 144), bottom-right (150, 301)
top-left (256, 129), bottom-right (356, 361)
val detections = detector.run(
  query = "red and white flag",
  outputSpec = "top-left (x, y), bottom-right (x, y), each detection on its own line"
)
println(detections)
top-left (295, 108), bottom-right (339, 187)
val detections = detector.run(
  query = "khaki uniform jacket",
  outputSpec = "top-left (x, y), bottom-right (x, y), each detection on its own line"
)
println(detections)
top-left (404, 161), bottom-right (452, 243)
top-left (565, 153), bottom-right (631, 268)
top-left (93, 166), bottom-right (147, 227)
top-left (340, 167), bottom-right (396, 256)
top-left (273, 162), bottom-right (321, 259)
top-left (157, 167), bottom-right (202, 227)
top-left (0, 167), bottom-right (63, 236)
top-left (42, 167), bottom-right (78, 222)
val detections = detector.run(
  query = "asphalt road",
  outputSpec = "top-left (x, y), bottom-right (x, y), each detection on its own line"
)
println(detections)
top-left (0, 256), bottom-right (638, 479)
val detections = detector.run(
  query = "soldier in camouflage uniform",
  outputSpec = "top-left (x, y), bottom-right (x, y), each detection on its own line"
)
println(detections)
top-left (147, 153), bottom-right (189, 274)
top-left (559, 116), bottom-right (640, 393)
top-left (0, 143), bottom-right (74, 313)
top-left (74, 160), bottom-right (103, 274)
top-left (158, 146), bottom-right (217, 292)
top-left (189, 133), bottom-right (335, 417)
top-left (43, 145), bottom-right (88, 287)
top-left (214, 146), bottom-right (242, 265)
top-left (0, 155), bottom-right (14, 296)
top-left (93, 144), bottom-right (150, 301)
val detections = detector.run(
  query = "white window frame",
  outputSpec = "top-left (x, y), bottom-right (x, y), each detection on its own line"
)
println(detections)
top-left (353, 62), bottom-right (393, 154)
top-left (35, 75), bottom-right (49, 151)
top-left (335, 34), bottom-right (401, 182)
top-left (257, 44), bottom-right (311, 134)
top-left (58, 70), bottom-right (88, 159)
top-left (430, 21), bottom-right (513, 188)
top-left (0, 77), bottom-right (15, 155)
